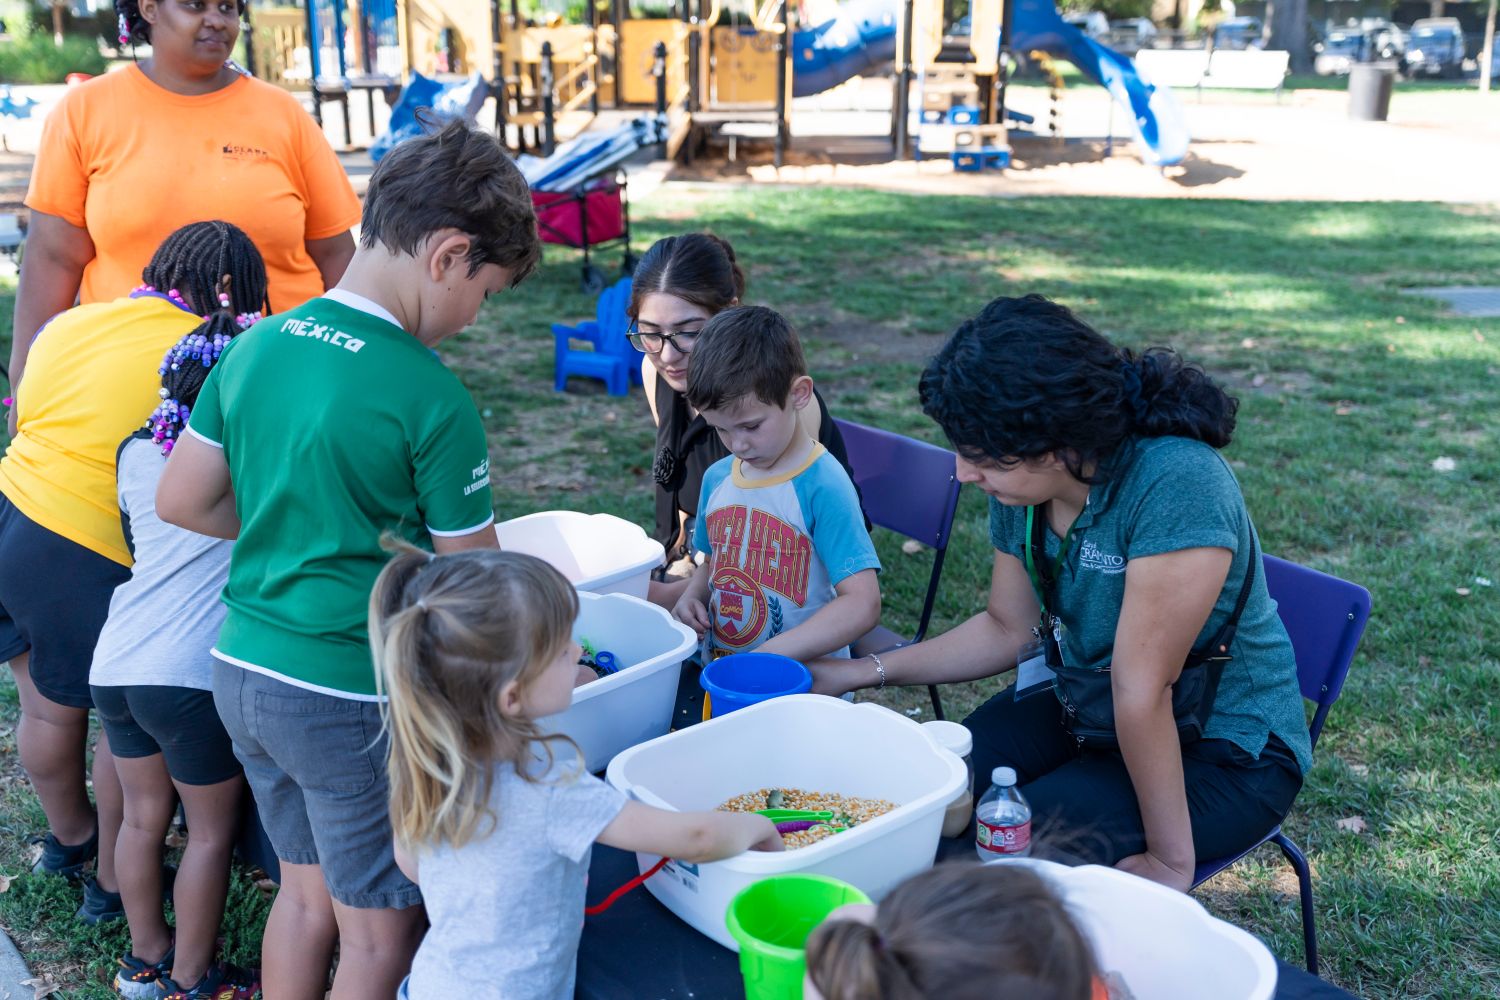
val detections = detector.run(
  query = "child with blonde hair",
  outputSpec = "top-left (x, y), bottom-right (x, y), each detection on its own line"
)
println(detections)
top-left (805, 862), bottom-right (1106, 1000)
top-left (369, 543), bottom-right (782, 1000)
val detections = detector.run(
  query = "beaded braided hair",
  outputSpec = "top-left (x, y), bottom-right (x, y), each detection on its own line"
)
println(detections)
top-left (139, 221), bottom-right (268, 455)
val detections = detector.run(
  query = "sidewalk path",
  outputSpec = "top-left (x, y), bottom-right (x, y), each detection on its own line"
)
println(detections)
top-left (0, 928), bottom-right (33, 1000)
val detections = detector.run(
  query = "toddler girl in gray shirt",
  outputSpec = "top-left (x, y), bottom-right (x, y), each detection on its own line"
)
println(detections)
top-left (369, 543), bottom-right (782, 1000)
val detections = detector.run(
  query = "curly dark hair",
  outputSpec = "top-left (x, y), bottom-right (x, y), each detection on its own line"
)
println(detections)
top-left (919, 294), bottom-right (1238, 482)
top-left (114, 0), bottom-right (246, 46)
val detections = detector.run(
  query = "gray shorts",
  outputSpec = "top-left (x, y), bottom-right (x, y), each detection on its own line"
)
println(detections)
top-left (211, 660), bottom-right (420, 910)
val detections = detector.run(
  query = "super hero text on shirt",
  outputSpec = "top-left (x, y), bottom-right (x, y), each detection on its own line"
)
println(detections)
top-left (704, 505), bottom-right (812, 607)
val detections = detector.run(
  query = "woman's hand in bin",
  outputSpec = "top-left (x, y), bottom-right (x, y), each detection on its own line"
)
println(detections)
top-left (806, 656), bottom-right (869, 698)
top-left (673, 595), bottom-right (711, 636)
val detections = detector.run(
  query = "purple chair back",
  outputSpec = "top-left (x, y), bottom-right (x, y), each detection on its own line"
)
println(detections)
top-left (1262, 554), bottom-right (1372, 748)
top-left (834, 419), bottom-right (960, 549)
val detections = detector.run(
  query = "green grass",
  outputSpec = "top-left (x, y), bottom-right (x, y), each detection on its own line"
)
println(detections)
top-left (2, 190), bottom-right (1499, 997)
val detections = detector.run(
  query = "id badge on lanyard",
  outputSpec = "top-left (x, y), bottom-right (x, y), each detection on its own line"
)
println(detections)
top-left (1015, 615), bottom-right (1064, 700)
top-left (1019, 505), bottom-right (1074, 702)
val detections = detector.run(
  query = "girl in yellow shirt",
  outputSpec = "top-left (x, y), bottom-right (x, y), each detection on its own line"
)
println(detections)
top-left (0, 222), bottom-right (267, 919)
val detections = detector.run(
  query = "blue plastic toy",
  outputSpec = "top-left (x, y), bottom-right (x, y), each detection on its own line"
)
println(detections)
top-left (952, 148), bottom-right (1011, 172)
top-left (552, 276), bottom-right (642, 397)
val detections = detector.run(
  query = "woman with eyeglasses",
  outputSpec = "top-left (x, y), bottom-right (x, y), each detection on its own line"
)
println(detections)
top-left (628, 233), bottom-right (860, 610)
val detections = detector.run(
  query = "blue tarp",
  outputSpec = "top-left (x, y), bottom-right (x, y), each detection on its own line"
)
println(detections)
top-left (368, 71), bottom-right (491, 162)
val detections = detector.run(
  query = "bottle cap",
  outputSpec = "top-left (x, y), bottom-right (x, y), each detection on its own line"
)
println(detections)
top-left (992, 766), bottom-right (1017, 787)
top-left (921, 720), bottom-right (973, 758)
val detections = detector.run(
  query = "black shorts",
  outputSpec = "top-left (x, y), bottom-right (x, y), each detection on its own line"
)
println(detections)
top-left (0, 493), bottom-right (130, 708)
top-left (91, 684), bottom-right (243, 786)
top-left (965, 685), bottom-right (1304, 865)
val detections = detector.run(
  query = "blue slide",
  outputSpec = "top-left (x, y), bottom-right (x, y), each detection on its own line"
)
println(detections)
top-left (791, 0), bottom-right (899, 97)
top-left (790, 0), bottom-right (1189, 165)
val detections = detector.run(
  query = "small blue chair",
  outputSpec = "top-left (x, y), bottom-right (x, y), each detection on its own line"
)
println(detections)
top-left (1191, 554), bottom-right (1372, 976)
top-left (552, 277), bottom-right (641, 396)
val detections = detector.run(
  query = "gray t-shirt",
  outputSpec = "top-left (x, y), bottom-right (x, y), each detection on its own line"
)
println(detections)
top-left (406, 750), bottom-right (628, 1000)
top-left (989, 435), bottom-right (1313, 774)
top-left (89, 436), bottom-right (233, 691)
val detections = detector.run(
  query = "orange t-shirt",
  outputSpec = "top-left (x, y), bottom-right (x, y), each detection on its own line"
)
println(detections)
top-left (25, 66), bottom-right (361, 315)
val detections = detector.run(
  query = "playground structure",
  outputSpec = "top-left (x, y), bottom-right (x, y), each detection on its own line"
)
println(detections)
top-left (246, 0), bottom-right (1190, 166)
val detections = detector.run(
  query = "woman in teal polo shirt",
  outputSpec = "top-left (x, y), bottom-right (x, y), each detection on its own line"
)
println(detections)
top-left (812, 294), bottom-right (1310, 891)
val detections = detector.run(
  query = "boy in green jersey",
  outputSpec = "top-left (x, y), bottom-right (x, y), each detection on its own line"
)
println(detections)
top-left (158, 119), bottom-right (540, 1000)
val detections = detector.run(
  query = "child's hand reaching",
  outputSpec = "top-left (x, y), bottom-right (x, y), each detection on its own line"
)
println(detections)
top-left (672, 595), bottom-right (711, 637)
top-left (746, 816), bottom-right (786, 853)
top-left (599, 802), bottom-right (784, 863)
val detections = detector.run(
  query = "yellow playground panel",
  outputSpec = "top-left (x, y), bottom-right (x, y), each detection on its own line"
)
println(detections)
top-left (709, 26), bottom-right (779, 106)
top-left (619, 18), bottom-right (691, 105)
top-left (500, 24), bottom-right (600, 111)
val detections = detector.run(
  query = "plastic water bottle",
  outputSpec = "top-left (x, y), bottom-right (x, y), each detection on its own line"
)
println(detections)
top-left (975, 766), bottom-right (1031, 861)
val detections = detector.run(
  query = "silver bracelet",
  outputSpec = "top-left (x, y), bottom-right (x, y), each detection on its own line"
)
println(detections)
top-left (868, 652), bottom-right (887, 691)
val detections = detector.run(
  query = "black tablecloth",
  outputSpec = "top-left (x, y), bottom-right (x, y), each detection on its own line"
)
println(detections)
top-left (578, 843), bottom-right (1356, 1000)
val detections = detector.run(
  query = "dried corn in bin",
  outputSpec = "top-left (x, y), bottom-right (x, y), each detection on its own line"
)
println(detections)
top-left (719, 788), bottom-right (898, 850)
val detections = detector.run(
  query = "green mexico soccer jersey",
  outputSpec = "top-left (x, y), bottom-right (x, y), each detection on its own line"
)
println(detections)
top-left (188, 295), bottom-right (494, 698)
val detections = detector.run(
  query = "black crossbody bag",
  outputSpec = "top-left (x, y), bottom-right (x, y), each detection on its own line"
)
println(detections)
top-left (1029, 507), bottom-right (1258, 749)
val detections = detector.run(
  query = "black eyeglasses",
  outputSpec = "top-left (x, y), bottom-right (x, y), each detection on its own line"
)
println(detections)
top-left (627, 321), bottom-right (703, 355)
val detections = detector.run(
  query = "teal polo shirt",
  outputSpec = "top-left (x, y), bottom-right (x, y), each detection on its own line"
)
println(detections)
top-left (989, 436), bottom-right (1312, 773)
top-left (188, 294), bottom-right (495, 698)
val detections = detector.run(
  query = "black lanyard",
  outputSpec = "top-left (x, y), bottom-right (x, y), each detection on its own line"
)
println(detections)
top-left (1024, 503), bottom-right (1076, 629)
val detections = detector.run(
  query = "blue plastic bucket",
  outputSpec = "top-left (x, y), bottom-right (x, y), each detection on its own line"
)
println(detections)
top-left (700, 653), bottom-right (812, 718)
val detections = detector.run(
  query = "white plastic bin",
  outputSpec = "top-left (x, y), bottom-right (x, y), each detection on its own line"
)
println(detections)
top-left (494, 511), bottom-right (665, 599)
top-left (1021, 859), bottom-right (1278, 1000)
top-left (539, 591), bottom-right (697, 773)
top-left (604, 695), bottom-right (967, 950)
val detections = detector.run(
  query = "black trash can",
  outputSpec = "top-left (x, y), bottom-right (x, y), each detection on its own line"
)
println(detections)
top-left (1348, 62), bottom-right (1396, 121)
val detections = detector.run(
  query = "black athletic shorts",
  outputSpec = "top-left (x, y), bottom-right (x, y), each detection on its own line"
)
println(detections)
top-left (0, 493), bottom-right (130, 708)
top-left (91, 684), bottom-right (243, 786)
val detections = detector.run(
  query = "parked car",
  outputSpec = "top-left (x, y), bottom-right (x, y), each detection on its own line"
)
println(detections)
top-left (1062, 10), bottom-right (1110, 40)
top-left (1212, 16), bottom-right (1265, 50)
top-left (1313, 20), bottom-right (1406, 74)
top-left (1314, 28), bottom-right (1365, 75)
top-left (1403, 19), bottom-right (1465, 78)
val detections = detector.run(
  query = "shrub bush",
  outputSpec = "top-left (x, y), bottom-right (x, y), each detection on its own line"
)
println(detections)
top-left (0, 33), bottom-right (107, 84)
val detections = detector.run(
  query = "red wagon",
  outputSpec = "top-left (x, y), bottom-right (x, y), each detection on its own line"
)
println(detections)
top-left (531, 170), bottom-right (636, 294)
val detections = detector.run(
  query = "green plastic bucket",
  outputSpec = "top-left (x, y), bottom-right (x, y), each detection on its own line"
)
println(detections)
top-left (725, 874), bottom-right (872, 1000)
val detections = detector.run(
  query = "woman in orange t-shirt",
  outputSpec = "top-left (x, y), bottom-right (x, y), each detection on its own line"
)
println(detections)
top-left (7, 0), bottom-right (361, 433)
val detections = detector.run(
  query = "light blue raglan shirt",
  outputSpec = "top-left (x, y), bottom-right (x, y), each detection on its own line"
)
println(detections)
top-left (692, 445), bottom-right (880, 658)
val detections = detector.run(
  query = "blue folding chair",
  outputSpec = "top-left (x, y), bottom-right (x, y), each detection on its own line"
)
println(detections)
top-left (1191, 554), bottom-right (1372, 976)
top-left (552, 277), bottom-right (641, 396)
top-left (835, 419), bottom-right (962, 721)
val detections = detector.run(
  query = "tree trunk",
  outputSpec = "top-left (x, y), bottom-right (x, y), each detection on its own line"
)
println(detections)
top-left (1264, 0), bottom-right (1310, 73)
top-left (1481, 0), bottom-right (1497, 92)
top-left (51, 0), bottom-right (64, 45)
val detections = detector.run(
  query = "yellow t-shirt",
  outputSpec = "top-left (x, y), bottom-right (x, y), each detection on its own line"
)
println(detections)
top-left (25, 66), bottom-right (361, 315)
top-left (0, 294), bottom-right (201, 566)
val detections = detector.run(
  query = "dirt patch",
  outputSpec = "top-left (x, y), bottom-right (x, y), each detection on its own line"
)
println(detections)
top-left (799, 307), bottom-right (948, 366)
